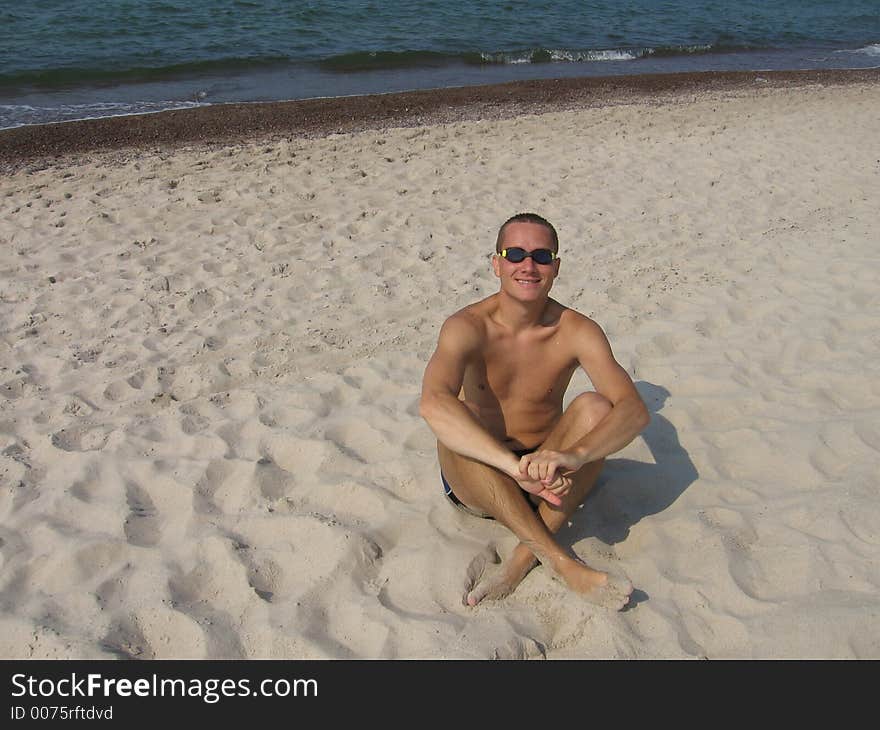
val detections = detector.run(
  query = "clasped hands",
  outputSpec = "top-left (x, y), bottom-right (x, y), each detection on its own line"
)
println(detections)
top-left (509, 449), bottom-right (585, 507)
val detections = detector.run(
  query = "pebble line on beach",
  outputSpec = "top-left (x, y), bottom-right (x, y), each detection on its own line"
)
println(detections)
top-left (2, 68), bottom-right (879, 173)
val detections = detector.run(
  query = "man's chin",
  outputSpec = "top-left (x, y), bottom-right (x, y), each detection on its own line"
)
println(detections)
top-left (504, 285), bottom-right (549, 301)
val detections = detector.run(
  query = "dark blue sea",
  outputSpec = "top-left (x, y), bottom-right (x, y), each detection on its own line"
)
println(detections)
top-left (1, 0), bottom-right (878, 129)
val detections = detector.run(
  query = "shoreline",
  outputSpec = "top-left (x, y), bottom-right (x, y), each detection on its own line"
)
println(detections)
top-left (2, 67), bottom-right (879, 172)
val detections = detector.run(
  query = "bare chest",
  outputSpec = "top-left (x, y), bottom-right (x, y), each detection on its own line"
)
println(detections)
top-left (463, 331), bottom-right (577, 406)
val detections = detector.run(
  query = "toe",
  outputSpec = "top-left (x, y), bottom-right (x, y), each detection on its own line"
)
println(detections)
top-left (466, 583), bottom-right (491, 607)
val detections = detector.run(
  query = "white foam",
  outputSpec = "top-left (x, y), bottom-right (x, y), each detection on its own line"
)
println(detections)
top-left (554, 49), bottom-right (639, 62)
top-left (852, 43), bottom-right (880, 56)
top-left (0, 100), bottom-right (206, 130)
top-left (479, 48), bottom-right (639, 65)
top-left (641, 44), bottom-right (713, 57)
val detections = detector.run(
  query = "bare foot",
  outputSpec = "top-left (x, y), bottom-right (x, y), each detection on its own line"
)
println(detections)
top-left (553, 557), bottom-right (633, 611)
top-left (463, 545), bottom-right (537, 607)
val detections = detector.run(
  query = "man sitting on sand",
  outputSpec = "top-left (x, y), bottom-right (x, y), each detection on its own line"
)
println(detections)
top-left (419, 212), bottom-right (649, 610)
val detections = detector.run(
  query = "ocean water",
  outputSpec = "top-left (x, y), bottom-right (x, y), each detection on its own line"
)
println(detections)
top-left (1, 0), bottom-right (878, 129)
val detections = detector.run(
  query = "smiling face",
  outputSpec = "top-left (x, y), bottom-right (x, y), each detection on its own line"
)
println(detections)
top-left (491, 220), bottom-right (560, 302)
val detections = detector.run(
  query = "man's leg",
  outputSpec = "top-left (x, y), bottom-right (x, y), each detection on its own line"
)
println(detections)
top-left (439, 392), bottom-right (632, 609)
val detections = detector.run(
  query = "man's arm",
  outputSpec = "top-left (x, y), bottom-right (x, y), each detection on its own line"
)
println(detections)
top-left (521, 314), bottom-right (650, 486)
top-left (568, 314), bottom-right (650, 463)
top-left (419, 315), bottom-right (521, 475)
top-left (420, 315), bottom-right (561, 504)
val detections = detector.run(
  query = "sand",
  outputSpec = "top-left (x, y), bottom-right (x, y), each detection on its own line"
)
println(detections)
top-left (1, 71), bottom-right (878, 659)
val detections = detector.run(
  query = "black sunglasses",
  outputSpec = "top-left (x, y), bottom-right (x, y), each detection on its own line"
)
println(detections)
top-left (499, 247), bottom-right (557, 265)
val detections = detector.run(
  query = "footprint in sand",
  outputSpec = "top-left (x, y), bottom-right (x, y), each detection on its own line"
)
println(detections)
top-left (230, 543), bottom-right (279, 603)
top-left (51, 424), bottom-right (111, 452)
top-left (1, 376), bottom-right (35, 400)
top-left (103, 379), bottom-right (135, 403)
top-left (126, 369), bottom-right (151, 390)
top-left (324, 422), bottom-right (390, 464)
top-left (166, 569), bottom-right (247, 658)
top-left (193, 459), bottom-right (254, 515)
top-left (101, 618), bottom-right (152, 659)
top-left (255, 456), bottom-right (296, 500)
top-left (180, 412), bottom-right (210, 435)
top-left (187, 289), bottom-right (218, 315)
top-left (123, 482), bottom-right (160, 547)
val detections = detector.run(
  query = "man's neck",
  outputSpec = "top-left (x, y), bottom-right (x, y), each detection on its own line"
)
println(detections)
top-left (492, 290), bottom-right (551, 332)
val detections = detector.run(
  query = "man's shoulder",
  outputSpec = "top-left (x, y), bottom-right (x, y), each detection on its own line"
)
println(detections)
top-left (555, 302), bottom-right (603, 334)
top-left (444, 296), bottom-right (495, 331)
top-left (554, 304), bottom-right (613, 362)
top-left (438, 299), bottom-right (492, 348)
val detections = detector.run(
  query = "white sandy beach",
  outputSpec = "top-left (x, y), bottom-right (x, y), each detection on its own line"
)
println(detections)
top-left (1, 79), bottom-right (878, 659)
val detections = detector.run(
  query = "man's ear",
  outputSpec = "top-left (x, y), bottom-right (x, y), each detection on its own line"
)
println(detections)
top-left (491, 254), bottom-right (502, 278)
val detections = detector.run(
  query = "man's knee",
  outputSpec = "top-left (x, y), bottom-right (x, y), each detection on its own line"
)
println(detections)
top-left (567, 392), bottom-right (613, 430)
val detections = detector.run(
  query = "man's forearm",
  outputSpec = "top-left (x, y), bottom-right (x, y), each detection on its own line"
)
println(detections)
top-left (571, 395), bottom-right (649, 466)
top-left (420, 394), bottom-right (519, 475)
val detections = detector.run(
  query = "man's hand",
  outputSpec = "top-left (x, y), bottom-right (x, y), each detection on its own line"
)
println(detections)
top-left (514, 474), bottom-right (565, 506)
top-left (504, 465), bottom-right (564, 507)
top-left (519, 450), bottom-right (584, 500)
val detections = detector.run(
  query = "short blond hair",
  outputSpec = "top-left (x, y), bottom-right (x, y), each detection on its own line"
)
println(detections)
top-left (495, 212), bottom-right (559, 253)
